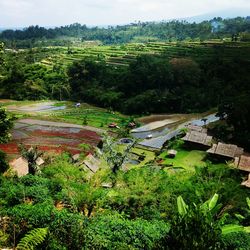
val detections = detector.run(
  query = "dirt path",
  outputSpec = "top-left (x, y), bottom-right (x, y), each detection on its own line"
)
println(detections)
top-left (131, 117), bottom-right (183, 132)
top-left (17, 119), bottom-right (105, 134)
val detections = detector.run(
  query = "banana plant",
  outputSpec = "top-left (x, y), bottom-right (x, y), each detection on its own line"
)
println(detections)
top-left (176, 194), bottom-right (250, 235)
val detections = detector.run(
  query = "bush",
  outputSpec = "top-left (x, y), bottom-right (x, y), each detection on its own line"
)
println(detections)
top-left (85, 212), bottom-right (170, 249)
top-left (0, 150), bottom-right (9, 173)
top-left (223, 231), bottom-right (250, 250)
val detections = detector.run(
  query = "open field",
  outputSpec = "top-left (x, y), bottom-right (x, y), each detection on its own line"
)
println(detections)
top-left (159, 149), bottom-right (207, 171)
top-left (118, 144), bottom-right (155, 168)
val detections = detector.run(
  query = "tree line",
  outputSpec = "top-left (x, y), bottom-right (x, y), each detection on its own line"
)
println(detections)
top-left (0, 17), bottom-right (250, 48)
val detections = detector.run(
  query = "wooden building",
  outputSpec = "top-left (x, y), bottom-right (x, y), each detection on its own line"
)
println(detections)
top-left (186, 124), bottom-right (207, 133)
top-left (83, 153), bottom-right (100, 173)
top-left (182, 130), bottom-right (213, 149)
top-left (207, 142), bottom-right (244, 160)
top-left (10, 157), bottom-right (29, 177)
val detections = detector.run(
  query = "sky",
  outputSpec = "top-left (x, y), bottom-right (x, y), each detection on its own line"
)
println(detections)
top-left (0, 0), bottom-right (250, 27)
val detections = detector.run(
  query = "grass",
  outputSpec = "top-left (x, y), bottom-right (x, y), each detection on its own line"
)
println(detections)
top-left (159, 148), bottom-right (207, 171)
top-left (118, 144), bottom-right (155, 168)
top-left (47, 107), bottom-right (127, 128)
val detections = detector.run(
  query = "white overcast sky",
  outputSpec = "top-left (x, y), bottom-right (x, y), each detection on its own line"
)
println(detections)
top-left (0, 0), bottom-right (250, 27)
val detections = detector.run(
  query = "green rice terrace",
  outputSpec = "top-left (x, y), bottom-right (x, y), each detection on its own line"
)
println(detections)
top-left (7, 41), bottom-right (250, 68)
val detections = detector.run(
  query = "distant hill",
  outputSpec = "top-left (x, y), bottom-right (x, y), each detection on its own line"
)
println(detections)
top-left (182, 8), bottom-right (250, 23)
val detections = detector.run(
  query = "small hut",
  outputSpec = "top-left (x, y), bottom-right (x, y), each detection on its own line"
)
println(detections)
top-left (108, 122), bottom-right (118, 128)
top-left (83, 153), bottom-right (100, 173)
top-left (10, 157), bottom-right (29, 177)
top-left (234, 154), bottom-right (250, 172)
top-left (186, 124), bottom-right (207, 133)
top-left (167, 149), bottom-right (177, 158)
top-left (182, 131), bottom-right (212, 149)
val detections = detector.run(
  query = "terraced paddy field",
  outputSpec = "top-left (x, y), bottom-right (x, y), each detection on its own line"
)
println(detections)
top-left (3, 100), bottom-right (127, 130)
top-left (46, 107), bottom-right (127, 129)
top-left (0, 100), bottom-right (129, 158)
top-left (0, 119), bottom-right (101, 159)
top-left (9, 41), bottom-right (250, 69)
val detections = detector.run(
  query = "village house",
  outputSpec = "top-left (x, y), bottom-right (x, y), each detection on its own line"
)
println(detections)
top-left (10, 157), bottom-right (29, 177)
top-left (182, 130), bottom-right (213, 149)
top-left (234, 154), bottom-right (250, 172)
top-left (207, 142), bottom-right (244, 160)
top-left (186, 124), bottom-right (208, 134)
top-left (9, 156), bottom-right (45, 177)
top-left (82, 153), bottom-right (100, 173)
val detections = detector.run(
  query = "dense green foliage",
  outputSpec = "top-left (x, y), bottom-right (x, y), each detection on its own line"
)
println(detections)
top-left (0, 17), bottom-right (249, 47)
top-left (67, 51), bottom-right (250, 115)
top-left (0, 108), bottom-right (13, 143)
top-left (0, 154), bottom-right (249, 249)
top-left (17, 227), bottom-right (48, 250)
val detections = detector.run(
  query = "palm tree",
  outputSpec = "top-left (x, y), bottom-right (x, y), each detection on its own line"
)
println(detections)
top-left (51, 82), bottom-right (71, 101)
top-left (19, 145), bottom-right (43, 175)
top-left (99, 135), bottom-right (136, 174)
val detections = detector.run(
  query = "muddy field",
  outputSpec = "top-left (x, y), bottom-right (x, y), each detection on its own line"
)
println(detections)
top-left (0, 119), bottom-right (101, 158)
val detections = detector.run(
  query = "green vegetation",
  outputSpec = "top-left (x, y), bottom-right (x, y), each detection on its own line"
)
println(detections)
top-left (0, 16), bottom-right (250, 249)
top-left (160, 149), bottom-right (207, 171)
top-left (17, 227), bottom-right (48, 250)
top-left (48, 106), bottom-right (126, 128)
top-left (0, 17), bottom-right (249, 47)
top-left (0, 108), bottom-right (13, 143)
top-left (0, 152), bottom-right (249, 249)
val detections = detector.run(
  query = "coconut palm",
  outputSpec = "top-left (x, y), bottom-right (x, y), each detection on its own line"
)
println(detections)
top-left (19, 145), bottom-right (43, 175)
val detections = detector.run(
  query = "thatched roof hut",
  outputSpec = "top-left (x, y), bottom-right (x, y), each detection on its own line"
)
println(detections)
top-left (83, 154), bottom-right (100, 173)
top-left (182, 131), bottom-right (212, 147)
top-left (207, 142), bottom-right (244, 159)
top-left (167, 149), bottom-right (177, 158)
top-left (186, 124), bottom-right (207, 133)
top-left (10, 157), bottom-right (29, 177)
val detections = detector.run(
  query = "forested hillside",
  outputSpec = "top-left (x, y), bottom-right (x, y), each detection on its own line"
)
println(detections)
top-left (0, 17), bottom-right (250, 48)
